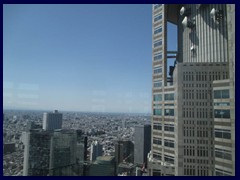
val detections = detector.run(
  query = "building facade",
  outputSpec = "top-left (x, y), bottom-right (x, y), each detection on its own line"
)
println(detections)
top-left (90, 141), bottom-right (103, 162)
top-left (43, 110), bottom-right (62, 131)
top-left (174, 63), bottom-right (229, 176)
top-left (213, 80), bottom-right (234, 176)
top-left (212, 4), bottom-right (235, 176)
top-left (115, 140), bottom-right (134, 165)
top-left (76, 133), bottom-right (88, 176)
top-left (148, 4), bottom-right (235, 176)
top-left (134, 124), bottom-right (151, 166)
top-left (23, 129), bottom-right (79, 176)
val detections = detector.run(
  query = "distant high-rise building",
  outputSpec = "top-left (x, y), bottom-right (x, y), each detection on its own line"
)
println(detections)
top-left (90, 141), bottom-right (103, 162)
top-left (148, 4), bottom-right (235, 176)
top-left (76, 130), bottom-right (88, 163)
top-left (43, 110), bottom-right (62, 131)
top-left (122, 120), bottom-right (127, 129)
top-left (76, 134), bottom-right (88, 176)
top-left (115, 140), bottom-right (134, 165)
top-left (23, 129), bottom-right (78, 176)
top-left (134, 124), bottom-right (151, 166)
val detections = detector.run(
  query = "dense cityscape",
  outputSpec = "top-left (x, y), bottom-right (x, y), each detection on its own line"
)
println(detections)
top-left (3, 109), bottom-right (151, 176)
top-left (3, 4), bottom-right (235, 176)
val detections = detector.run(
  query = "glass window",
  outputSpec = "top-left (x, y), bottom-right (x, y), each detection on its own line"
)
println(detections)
top-left (164, 124), bottom-right (174, 132)
top-left (153, 66), bottom-right (162, 74)
top-left (164, 139), bottom-right (174, 148)
top-left (214, 102), bottom-right (230, 106)
top-left (153, 153), bottom-right (162, 160)
top-left (154, 39), bottom-right (162, 48)
top-left (154, 14), bottom-right (162, 22)
top-left (222, 90), bottom-right (230, 98)
top-left (153, 123), bottom-right (162, 130)
top-left (154, 52), bottom-right (163, 61)
top-left (214, 89), bottom-right (230, 99)
top-left (164, 109), bottom-right (174, 116)
top-left (215, 168), bottom-right (232, 176)
top-left (154, 26), bottom-right (162, 35)
top-left (153, 109), bottom-right (162, 116)
top-left (164, 93), bottom-right (174, 101)
top-left (215, 148), bottom-right (232, 160)
top-left (214, 109), bottom-right (230, 119)
top-left (214, 90), bottom-right (221, 99)
top-left (215, 128), bottom-right (231, 139)
top-left (153, 94), bottom-right (162, 101)
top-left (164, 154), bottom-right (174, 164)
top-left (153, 138), bottom-right (162, 145)
top-left (154, 80), bottom-right (162, 88)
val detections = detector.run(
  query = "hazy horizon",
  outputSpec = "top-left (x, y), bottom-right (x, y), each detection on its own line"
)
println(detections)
top-left (3, 4), bottom-right (177, 113)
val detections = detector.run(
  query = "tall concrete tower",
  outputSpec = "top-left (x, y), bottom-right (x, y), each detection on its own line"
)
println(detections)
top-left (134, 124), bottom-right (151, 166)
top-left (148, 4), bottom-right (235, 176)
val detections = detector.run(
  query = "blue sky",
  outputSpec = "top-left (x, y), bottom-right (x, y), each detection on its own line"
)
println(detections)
top-left (3, 4), bottom-right (177, 113)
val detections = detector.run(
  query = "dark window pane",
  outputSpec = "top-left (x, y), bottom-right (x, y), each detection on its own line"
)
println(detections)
top-left (222, 90), bottom-right (230, 98)
top-left (223, 132), bottom-right (231, 139)
top-left (214, 90), bottom-right (221, 99)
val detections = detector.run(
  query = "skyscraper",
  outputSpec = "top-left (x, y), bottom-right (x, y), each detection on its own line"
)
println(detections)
top-left (115, 140), bottom-right (134, 165)
top-left (76, 135), bottom-right (88, 176)
top-left (122, 120), bottom-right (127, 129)
top-left (90, 141), bottom-right (103, 162)
top-left (134, 124), bottom-right (151, 166)
top-left (213, 5), bottom-right (235, 176)
top-left (148, 4), bottom-right (235, 176)
top-left (43, 110), bottom-right (62, 131)
top-left (23, 129), bottom-right (78, 176)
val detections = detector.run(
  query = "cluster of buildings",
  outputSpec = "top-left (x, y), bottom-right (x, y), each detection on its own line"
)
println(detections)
top-left (22, 110), bottom-right (152, 176)
top-left (61, 112), bottom-right (149, 156)
top-left (3, 110), bottom-right (152, 176)
top-left (3, 110), bottom-right (38, 176)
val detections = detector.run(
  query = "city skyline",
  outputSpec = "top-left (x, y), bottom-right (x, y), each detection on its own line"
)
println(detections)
top-left (3, 4), bottom-right (177, 113)
top-left (3, 3), bottom-right (235, 176)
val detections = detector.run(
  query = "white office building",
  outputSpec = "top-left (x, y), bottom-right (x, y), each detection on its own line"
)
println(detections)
top-left (43, 110), bottom-right (62, 131)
